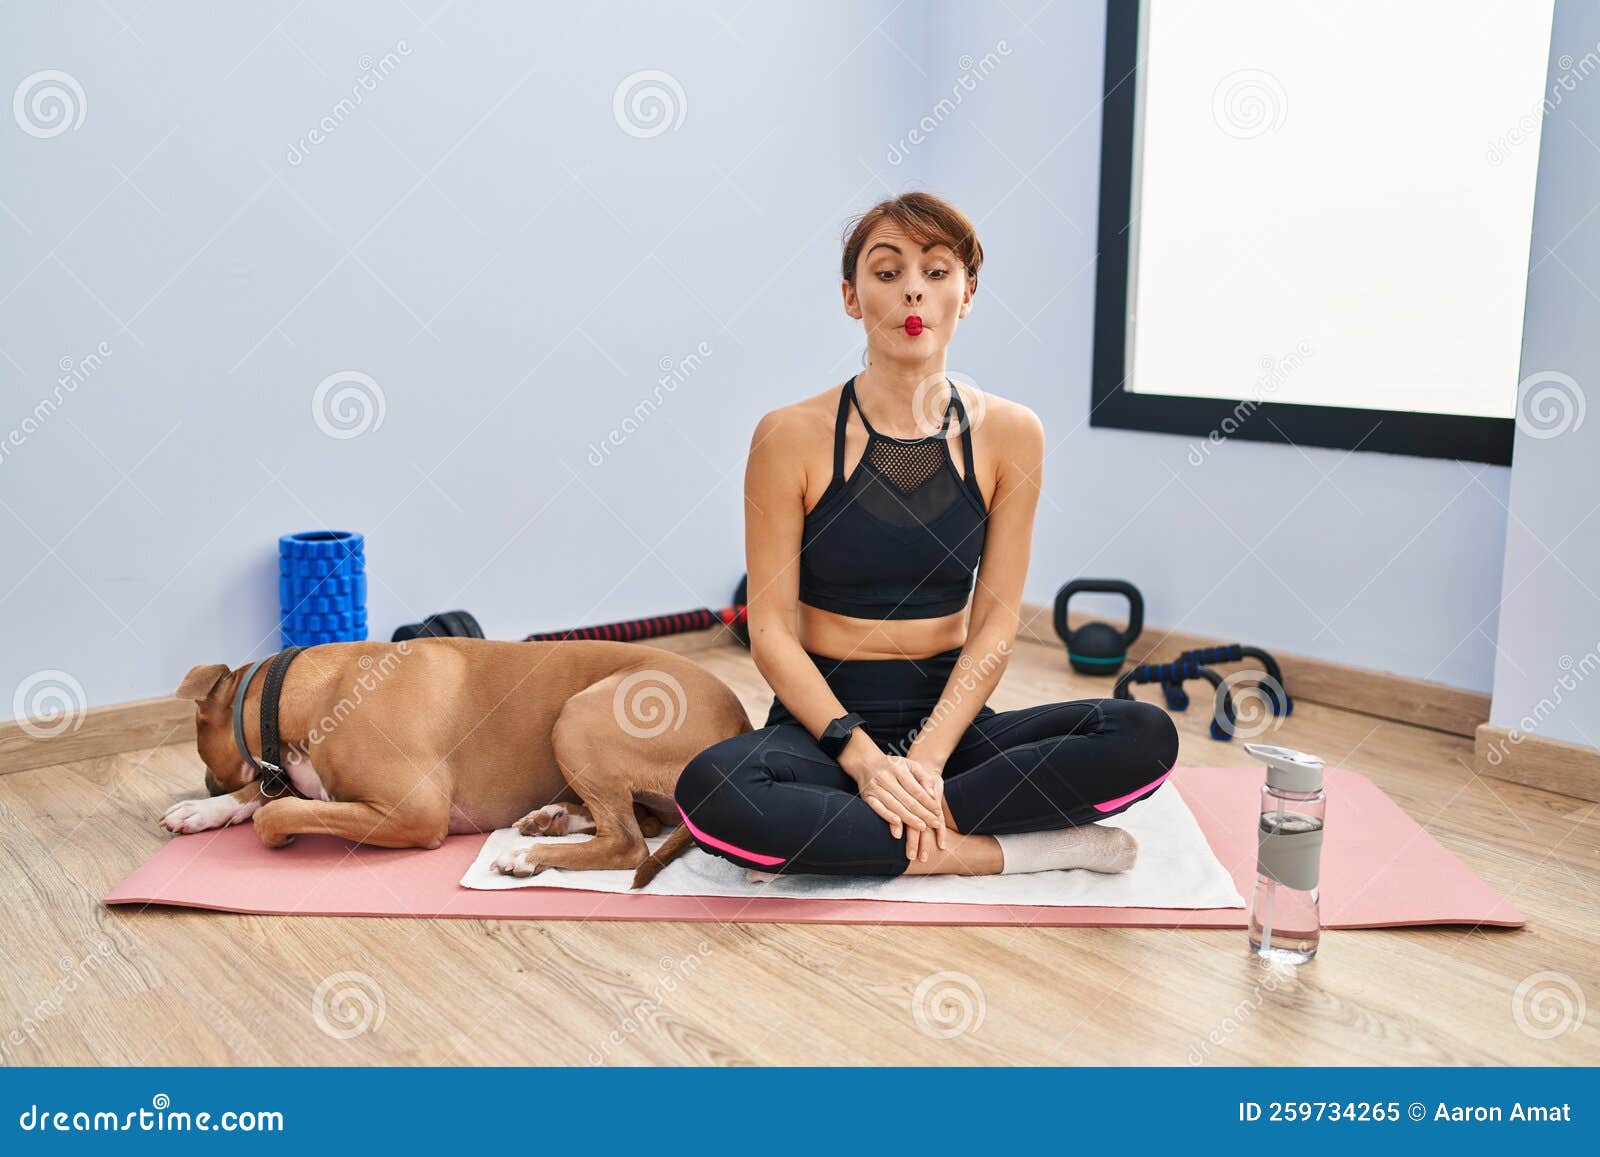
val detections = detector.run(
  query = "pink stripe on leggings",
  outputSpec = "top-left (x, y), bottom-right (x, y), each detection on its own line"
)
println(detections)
top-left (677, 803), bottom-right (786, 866)
top-left (1093, 770), bottom-right (1171, 813)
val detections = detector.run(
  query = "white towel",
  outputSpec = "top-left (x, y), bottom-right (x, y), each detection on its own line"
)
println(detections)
top-left (460, 780), bottom-right (1244, 910)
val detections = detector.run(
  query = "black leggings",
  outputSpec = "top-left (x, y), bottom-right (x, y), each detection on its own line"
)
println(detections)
top-left (673, 647), bottom-right (1180, 876)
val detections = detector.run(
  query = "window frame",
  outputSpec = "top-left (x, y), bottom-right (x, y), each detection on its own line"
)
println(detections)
top-left (1089, 0), bottom-right (1518, 466)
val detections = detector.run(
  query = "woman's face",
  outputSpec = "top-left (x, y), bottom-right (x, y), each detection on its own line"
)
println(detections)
top-left (843, 221), bottom-right (973, 361)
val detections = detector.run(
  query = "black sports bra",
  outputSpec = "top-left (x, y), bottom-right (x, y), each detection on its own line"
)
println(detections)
top-left (797, 375), bottom-right (988, 620)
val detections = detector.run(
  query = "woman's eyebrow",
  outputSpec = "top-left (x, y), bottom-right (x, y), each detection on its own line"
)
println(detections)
top-left (866, 241), bottom-right (950, 258)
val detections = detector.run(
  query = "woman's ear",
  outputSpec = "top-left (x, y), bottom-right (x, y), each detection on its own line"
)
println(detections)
top-left (840, 278), bottom-right (862, 320)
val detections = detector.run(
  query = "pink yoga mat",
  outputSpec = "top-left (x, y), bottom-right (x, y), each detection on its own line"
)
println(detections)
top-left (104, 767), bottom-right (1524, 929)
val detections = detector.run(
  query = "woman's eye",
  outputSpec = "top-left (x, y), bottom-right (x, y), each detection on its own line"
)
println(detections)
top-left (929, 268), bottom-right (949, 279)
top-left (876, 270), bottom-right (897, 281)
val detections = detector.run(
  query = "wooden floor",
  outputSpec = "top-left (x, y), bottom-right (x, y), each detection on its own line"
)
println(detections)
top-left (1, 636), bottom-right (1596, 1066)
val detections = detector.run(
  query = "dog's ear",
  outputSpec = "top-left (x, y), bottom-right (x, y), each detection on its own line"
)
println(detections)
top-left (174, 663), bottom-right (232, 703)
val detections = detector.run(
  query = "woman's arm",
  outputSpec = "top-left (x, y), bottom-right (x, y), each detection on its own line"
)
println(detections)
top-left (906, 401), bottom-right (1046, 771)
top-left (742, 408), bottom-right (885, 774)
top-left (743, 402), bottom-right (958, 844)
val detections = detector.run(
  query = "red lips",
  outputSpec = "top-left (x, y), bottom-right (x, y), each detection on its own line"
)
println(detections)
top-left (903, 315), bottom-right (924, 336)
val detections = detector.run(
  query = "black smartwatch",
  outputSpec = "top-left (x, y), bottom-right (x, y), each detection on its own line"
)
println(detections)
top-left (818, 712), bottom-right (867, 759)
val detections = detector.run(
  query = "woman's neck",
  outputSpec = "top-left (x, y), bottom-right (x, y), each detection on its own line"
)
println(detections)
top-left (856, 363), bottom-right (950, 438)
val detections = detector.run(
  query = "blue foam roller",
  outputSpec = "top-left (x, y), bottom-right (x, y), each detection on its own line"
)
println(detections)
top-left (279, 530), bottom-right (367, 647)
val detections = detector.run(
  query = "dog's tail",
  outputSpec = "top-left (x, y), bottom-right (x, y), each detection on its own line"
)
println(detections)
top-left (630, 822), bottom-right (696, 890)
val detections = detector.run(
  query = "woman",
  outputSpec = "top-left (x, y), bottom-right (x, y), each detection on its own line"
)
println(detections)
top-left (674, 192), bottom-right (1179, 879)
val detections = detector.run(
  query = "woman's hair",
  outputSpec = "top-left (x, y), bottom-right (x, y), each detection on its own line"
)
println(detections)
top-left (840, 192), bottom-right (984, 286)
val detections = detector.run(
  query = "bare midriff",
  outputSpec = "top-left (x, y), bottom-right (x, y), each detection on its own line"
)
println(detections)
top-left (796, 601), bottom-right (969, 661)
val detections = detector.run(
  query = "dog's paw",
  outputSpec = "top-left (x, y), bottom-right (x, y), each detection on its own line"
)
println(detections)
top-left (251, 801), bottom-right (297, 848)
top-left (513, 803), bottom-right (594, 838)
top-left (493, 848), bottom-right (547, 878)
top-left (160, 794), bottom-right (260, 834)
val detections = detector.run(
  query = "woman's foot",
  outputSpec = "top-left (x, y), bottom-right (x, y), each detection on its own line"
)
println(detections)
top-left (745, 868), bottom-right (782, 884)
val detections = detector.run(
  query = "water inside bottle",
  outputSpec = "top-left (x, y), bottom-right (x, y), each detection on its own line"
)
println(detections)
top-left (1249, 810), bottom-right (1322, 963)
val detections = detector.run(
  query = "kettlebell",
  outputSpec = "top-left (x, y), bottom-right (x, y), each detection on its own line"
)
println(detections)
top-left (1053, 578), bottom-right (1144, 675)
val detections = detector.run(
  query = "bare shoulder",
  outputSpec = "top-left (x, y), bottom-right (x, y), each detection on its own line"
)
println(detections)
top-left (958, 385), bottom-right (1043, 453)
top-left (749, 382), bottom-right (843, 453)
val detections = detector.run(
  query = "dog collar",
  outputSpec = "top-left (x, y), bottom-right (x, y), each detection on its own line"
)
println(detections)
top-left (231, 646), bottom-right (306, 798)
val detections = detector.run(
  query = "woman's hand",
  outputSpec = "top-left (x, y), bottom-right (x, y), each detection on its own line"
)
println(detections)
top-left (841, 743), bottom-right (947, 850)
top-left (902, 749), bottom-right (949, 862)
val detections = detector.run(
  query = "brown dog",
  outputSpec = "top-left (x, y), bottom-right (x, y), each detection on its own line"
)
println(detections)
top-left (163, 637), bottom-right (749, 887)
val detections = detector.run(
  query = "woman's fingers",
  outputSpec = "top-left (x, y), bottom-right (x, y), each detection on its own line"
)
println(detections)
top-left (864, 793), bottom-right (904, 838)
top-left (907, 826), bottom-right (930, 862)
top-left (886, 774), bottom-right (942, 830)
top-left (883, 781), bottom-right (935, 830)
top-left (903, 765), bottom-right (946, 821)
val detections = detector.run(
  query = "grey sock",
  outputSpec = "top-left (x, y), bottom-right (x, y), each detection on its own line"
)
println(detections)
top-left (993, 824), bottom-right (1139, 875)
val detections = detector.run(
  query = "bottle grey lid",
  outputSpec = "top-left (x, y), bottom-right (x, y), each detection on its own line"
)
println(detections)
top-left (1243, 742), bottom-right (1325, 791)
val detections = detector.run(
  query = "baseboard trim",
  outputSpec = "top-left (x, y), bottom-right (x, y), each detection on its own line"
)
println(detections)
top-left (1, 618), bottom-right (1499, 775)
top-left (1, 696), bottom-right (196, 777)
top-left (1016, 601), bottom-right (1491, 738)
top-left (0, 628), bottom-right (735, 778)
top-left (1474, 723), bottom-right (1600, 803)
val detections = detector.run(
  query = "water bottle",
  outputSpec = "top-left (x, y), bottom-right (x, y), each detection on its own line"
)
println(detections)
top-left (1244, 742), bottom-right (1326, 964)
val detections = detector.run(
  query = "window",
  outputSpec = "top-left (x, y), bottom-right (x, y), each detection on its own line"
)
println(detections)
top-left (1091, 0), bottom-right (1556, 464)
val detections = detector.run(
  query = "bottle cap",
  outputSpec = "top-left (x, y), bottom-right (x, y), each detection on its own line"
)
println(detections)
top-left (1243, 742), bottom-right (1324, 792)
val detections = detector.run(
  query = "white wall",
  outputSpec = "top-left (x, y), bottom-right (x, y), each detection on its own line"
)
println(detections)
top-left (1, 2), bottom-right (925, 720)
top-left (1488, 0), bottom-right (1600, 751)
top-left (1, 0), bottom-right (1568, 727)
